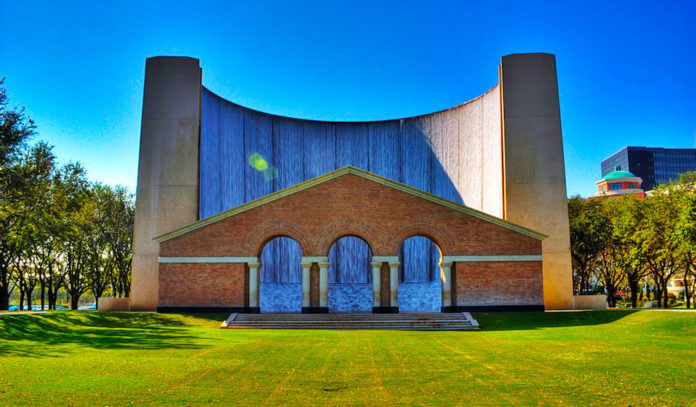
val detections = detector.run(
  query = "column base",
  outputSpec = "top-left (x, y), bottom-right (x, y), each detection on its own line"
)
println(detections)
top-left (157, 306), bottom-right (259, 313)
top-left (372, 306), bottom-right (399, 313)
top-left (302, 307), bottom-right (329, 314)
top-left (449, 305), bottom-right (545, 312)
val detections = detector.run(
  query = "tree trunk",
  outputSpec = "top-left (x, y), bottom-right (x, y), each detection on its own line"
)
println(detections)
top-left (0, 290), bottom-right (8, 310)
top-left (71, 293), bottom-right (79, 310)
top-left (19, 290), bottom-right (24, 311)
top-left (629, 280), bottom-right (639, 308)
top-left (40, 282), bottom-right (45, 311)
top-left (26, 289), bottom-right (33, 310)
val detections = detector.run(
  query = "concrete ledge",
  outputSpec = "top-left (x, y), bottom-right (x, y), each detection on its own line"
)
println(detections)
top-left (98, 297), bottom-right (131, 312)
top-left (452, 305), bottom-right (545, 312)
top-left (573, 295), bottom-right (607, 310)
top-left (372, 306), bottom-right (399, 313)
top-left (157, 306), bottom-right (257, 314)
top-left (302, 307), bottom-right (329, 314)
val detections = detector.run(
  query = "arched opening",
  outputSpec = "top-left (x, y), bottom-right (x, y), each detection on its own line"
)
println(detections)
top-left (259, 236), bottom-right (302, 312)
top-left (398, 236), bottom-right (442, 311)
top-left (327, 236), bottom-right (373, 312)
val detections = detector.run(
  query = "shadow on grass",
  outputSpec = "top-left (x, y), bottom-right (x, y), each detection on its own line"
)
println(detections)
top-left (0, 312), bottom-right (209, 358)
top-left (473, 310), bottom-right (639, 331)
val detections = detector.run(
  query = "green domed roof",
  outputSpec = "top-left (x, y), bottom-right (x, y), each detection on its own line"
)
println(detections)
top-left (603, 170), bottom-right (637, 179)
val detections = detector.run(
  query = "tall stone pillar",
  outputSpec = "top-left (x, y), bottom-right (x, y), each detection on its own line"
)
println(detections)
top-left (318, 260), bottom-right (329, 313)
top-left (501, 53), bottom-right (573, 309)
top-left (389, 261), bottom-right (400, 312)
top-left (130, 57), bottom-right (201, 311)
top-left (301, 259), bottom-right (312, 310)
top-left (371, 260), bottom-right (382, 311)
top-left (441, 261), bottom-right (453, 312)
top-left (247, 261), bottom-right (260, 313)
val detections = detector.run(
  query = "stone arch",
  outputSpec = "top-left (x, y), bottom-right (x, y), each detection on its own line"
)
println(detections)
top-left (318, 218), bottom-right (379, 256)
top-left (398, 234), bottom-right (443, 311)
top-left (258, 235), bottom-right (303, 313)
top-left (384, 217), bottom-right (454, 255)
top-left (326, 235), bottom-right (374, 312)
top-left (245, 220), bottom-right (313, 256)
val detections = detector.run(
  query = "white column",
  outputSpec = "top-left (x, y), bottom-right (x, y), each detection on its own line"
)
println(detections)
top-left (301, 260), bottom-right (312, 308)
top-left (389, 261), bottom-right (399, 308)
top-left (441, 261), bottom-right (453, 309)
top-left (248, 261), bottom-right (260, 309)
top-left (318, 260), bottom-right (329, 308)
top-left (371, 260), bottom-right (382, 308)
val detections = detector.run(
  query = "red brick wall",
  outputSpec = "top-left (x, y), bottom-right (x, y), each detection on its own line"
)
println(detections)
top-left (158, 174), bottom-right (543, 308)
top-left (159, 263), bottom-right (245, 306)
top-left (454, 261), bottom-right (543, 306)
top-left (160, 174), bottom-right (541, 258)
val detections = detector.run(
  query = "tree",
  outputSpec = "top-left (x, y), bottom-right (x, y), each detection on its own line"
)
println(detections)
top-left (102, 186), bottom-right (134, 298)
top-left (54, 162), bottom-right (91, 310)
top-left (568, 197), bottom-right (608, 294)
top-left (609, 196), bottom-right (649, 308)
top-left (0, 78), bottom-right (37, 310)
top-left (640, 186), bottom-right (681, 308)
top-left (673, 172), bottom-right (696, 308)
top-left (85, 184), bottom-right (112, 308)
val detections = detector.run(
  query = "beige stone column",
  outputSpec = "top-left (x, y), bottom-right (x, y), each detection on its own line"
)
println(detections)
top-left (301, 259), bottom-right (312, 308)
top-left (131, 57), bottom-right (201, 311)
top-left (371, 261), bottom-right (382, 308)
top-left (441, 261), bottom-right (453, 310)
top-left (318, 260), bottom-right (329, 308)
top-left (389, 261), bottom-right (400, 309)
top-left (248, 261), bottom-right (260, 309)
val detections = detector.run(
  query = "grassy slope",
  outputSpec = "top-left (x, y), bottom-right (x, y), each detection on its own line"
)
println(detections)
top-left (0, 311), bottom-right (694, 406)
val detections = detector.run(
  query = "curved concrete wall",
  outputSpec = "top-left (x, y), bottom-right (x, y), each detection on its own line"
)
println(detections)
top-left (131, 53), bottom-right (573, 310)
top-left (199, 84), bottom-right (502, 292)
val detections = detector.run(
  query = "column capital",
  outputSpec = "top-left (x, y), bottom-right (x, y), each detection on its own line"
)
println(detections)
top-left (441, 261), bottom-right (453, 268)
top-left (247, 261), bottom-right (260, 269)
top-left (372, 256), bottom-right (399, 263)
top-left (371, 260), bottom-right (384, 269)
top-left (318, 261), bottom-right (330, 269)
top-left (300, 261), bottom-right (313, 268)
top-left (388, 261), bottom-right (400, 268)
top-left (301, 256), bottom-right (329, 263)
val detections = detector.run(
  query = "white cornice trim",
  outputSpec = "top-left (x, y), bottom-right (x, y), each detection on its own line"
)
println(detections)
top-left (443, 255), bottom-right (543, 262)
top-left (159, 257), bottom-right (258, 263)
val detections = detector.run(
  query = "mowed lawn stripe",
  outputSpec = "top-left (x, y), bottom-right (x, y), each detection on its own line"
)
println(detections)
top-left (0, 311), bottom-right (694, 405)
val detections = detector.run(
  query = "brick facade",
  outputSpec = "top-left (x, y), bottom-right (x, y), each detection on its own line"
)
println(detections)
top-left (158, 171), bottom-right (544, 310)
top-left (455, 261), bottom-right (543, 306)
top-left (159, 263), bottom-right (246, 307)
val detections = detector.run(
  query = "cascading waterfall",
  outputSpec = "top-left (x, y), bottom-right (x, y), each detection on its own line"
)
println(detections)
top-left (200, 87), bottom-right (462, 311)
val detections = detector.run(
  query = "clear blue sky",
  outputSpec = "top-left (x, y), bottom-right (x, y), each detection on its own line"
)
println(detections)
top-left (1, 0), bottom-right (694, 197)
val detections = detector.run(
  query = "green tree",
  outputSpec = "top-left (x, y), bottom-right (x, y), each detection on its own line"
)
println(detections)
top-left (640, 186), bottom-right (681, 308)
top-left (609, 196), bottom-right (649, 308)
top-left (54, 162), bottom-right (92, 310)
top-left (0, 78), bottom-right (37, 310)
top-left (102, 185), bottom-right (134, 298)
top-left (673, 172), bottom-right (696, 308)
top-left (568, 196), bottom-right (608, 294)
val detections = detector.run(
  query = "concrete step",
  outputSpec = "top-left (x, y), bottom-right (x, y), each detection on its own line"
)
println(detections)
top-left (223, 312), bottom-right (479, 331)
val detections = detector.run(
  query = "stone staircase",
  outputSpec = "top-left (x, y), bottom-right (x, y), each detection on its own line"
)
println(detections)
top-left (222, 312), bottom-right (479, 331)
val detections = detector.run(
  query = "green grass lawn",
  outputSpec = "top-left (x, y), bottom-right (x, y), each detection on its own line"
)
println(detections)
top-left (0, 311), bottom-right (694, 406)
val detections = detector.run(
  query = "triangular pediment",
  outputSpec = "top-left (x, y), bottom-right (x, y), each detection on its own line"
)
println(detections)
top-left (155, 166), bottom-right (546, 242)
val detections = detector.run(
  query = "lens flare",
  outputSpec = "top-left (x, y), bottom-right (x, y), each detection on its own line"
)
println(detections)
top-left (248, 153), bottom-right (268, 171)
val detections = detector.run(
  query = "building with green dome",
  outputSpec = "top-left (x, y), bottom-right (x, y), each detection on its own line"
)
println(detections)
top-left (594, 166), bottom-right (645, 198)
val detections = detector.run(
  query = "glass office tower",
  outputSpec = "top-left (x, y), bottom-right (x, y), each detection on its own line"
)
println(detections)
top-left (601, 147), bottom-right (696, 191)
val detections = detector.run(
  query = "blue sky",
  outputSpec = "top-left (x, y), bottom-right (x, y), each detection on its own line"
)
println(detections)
top-left (1, 0), bottom-right (694, 197)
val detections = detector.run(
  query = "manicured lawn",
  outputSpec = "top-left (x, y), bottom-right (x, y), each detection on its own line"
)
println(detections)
top-left (0, 311), bottom-right (694, 405)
